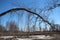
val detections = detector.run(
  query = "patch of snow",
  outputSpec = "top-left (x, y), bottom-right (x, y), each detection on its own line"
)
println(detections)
top-left (29, 35), bottom-right (54, 39)
top-left (17, 38), bottom-right (32, 40)
top-left (0, 36), bottom-right (14, 39)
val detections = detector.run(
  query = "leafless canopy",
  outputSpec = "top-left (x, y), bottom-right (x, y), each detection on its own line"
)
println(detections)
top-left (0, 2), bottom-right (60, 29)
top-left (0, 8), bottom-right (52, 26)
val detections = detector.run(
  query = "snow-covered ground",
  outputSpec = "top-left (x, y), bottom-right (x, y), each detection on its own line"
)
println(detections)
top-left (17, 38), bottom-right (32, 40)
top-left (0, 35), bottom-right (54, 40)
top-left (0, 36), bottom-right (14, 38)
top-left (29, 35), bottom-right (54, 39)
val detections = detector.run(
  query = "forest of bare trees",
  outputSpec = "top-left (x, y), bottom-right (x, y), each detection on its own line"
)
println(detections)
top-left (0, 0), bottom-right (60, 36)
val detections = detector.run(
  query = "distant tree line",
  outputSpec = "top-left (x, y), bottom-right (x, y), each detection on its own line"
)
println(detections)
top-left (0, 21), bottom-right (60, 33)
top-left (0, 0), bottom-right (60, 36)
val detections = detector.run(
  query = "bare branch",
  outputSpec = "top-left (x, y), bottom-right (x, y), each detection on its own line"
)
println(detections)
top-left (0, 8), bottom-right (52, 27)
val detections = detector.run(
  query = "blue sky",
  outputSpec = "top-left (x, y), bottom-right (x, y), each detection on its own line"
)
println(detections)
top-left (0, 0), bottom-right (60, 28)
